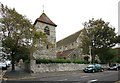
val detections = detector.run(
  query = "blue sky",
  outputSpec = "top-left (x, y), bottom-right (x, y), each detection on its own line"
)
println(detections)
top-left (0, 0), bottom-right (119, 41)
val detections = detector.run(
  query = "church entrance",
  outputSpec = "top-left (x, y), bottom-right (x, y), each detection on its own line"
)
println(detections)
top-left (84, 56), bottom-right (89, 62)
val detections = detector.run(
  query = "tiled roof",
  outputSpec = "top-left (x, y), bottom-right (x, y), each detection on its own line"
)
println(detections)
top-left (57, 49), bottom-right (74, 58)
top-left (34, 13), bottom-right (57, 27)
top-left (57, 30), bottom-right (82, 47)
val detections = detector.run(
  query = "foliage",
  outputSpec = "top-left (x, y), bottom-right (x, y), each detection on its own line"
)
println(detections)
top-left (111, 57), bottom-right (120, 63)
top-left (84, 18), bottom-right (116, 49)
top-left (24, 59), bottom-right (30, 64)
top-left (36, 58), bottom-right (89, 64)
top-left (0, 3), bottom-right (46, 71)
top-left (2, 38), bottom-right (30, 62)
top-left (98, 48), bottom-right (117, 64)
top-left (14, 46), bottom-right (30, 62)
top-left (79, 29), bottom-right (90, 55)
top-left (116, 35), bottom-right (120, 44)
top-left (82, 18), bottom-right (117, 63)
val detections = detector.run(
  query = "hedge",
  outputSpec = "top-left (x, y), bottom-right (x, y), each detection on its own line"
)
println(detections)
top-left (36, 58), bottom-right (89, 64)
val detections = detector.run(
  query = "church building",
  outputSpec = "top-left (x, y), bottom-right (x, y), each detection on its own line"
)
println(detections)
top-left (33, 12), bottom-right (57, 59)
top-left (56, 30), bottom-right (92, 61)
top-left (32, 12), bottom-right (91, 62)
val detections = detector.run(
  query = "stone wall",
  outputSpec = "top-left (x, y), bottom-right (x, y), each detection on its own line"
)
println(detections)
top-left (34, 21), bottom-right (56, 59)
top-left (30, 60), bottom-right (88, 73)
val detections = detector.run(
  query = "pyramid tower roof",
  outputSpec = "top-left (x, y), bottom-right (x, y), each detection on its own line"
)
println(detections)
top-left (34, 13), bottom-right (57, 27)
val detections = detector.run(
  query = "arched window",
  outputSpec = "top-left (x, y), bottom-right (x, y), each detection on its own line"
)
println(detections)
top-left (44, 26), bottom-right (50, 35)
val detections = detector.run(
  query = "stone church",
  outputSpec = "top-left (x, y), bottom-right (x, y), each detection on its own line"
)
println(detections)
top-left (32, 12), bottom-right (91, 61)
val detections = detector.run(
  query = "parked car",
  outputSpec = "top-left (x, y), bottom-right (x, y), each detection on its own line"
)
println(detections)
top-left (108, 63), bottom-right (120, 70)
top-left (83, 64), bottom-right (104, 73)
top-left (0, 62), bottom-right (7, 70)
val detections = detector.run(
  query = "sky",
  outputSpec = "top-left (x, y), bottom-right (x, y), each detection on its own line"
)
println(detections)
top-left (0, 0), bottom-right (119, 41)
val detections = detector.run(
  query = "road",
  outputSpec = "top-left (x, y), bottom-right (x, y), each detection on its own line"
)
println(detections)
top-left (2, 70), bottom-right (120, 83)
top-left (30, 70), bottom-right (119, 82)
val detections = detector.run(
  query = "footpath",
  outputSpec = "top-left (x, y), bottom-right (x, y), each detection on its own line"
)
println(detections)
top-left (2, 66), bottom-right (120, 83)
top-left (3, 66), bottom-right (82, 81)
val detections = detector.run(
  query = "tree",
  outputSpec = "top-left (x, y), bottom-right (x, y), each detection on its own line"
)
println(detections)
top-left (98, 48), bottom-right (117, 63)
top-left (0, 3), bottom-right (47, 71)
top-left (116, 35), bottom-right (120, 43)
top-left (80, 29), bottom-right (90, 55)
top-left (82, 18), bottom-right (117, 63)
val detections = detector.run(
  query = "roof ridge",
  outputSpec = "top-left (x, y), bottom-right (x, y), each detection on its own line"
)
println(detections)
top-left (57, 30), bottom-right (82, 47)
top-left (34, 13), bottom-right (57, 27)
top-left (57, 30), bottom-right (81, 42)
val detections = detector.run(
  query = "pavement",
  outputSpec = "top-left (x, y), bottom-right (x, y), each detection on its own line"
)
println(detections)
top-left (3, 66), bottom-right (83, 80)
top-left (3, 66), bottom-right (30, 80)
top-left (2, 66), bottom-right (120, 83)
top-left (0, 70), bottom-right (7, 83)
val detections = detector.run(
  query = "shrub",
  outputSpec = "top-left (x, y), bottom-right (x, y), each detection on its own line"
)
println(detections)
top-left (72, 59), bottom-right (89, 64)
top-left (111, 57), bottom-right (120, 63)
top-left (24, 59), bottom-right (30, 64)
top-left (36, 58), bottom-right (88, 64)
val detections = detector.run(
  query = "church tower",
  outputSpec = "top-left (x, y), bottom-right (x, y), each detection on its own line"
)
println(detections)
top-left (33, 12), bottom-right (57, 59)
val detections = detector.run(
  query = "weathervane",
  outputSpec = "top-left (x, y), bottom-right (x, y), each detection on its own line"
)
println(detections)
top-left (42, 5), bottom-right (44, 13)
